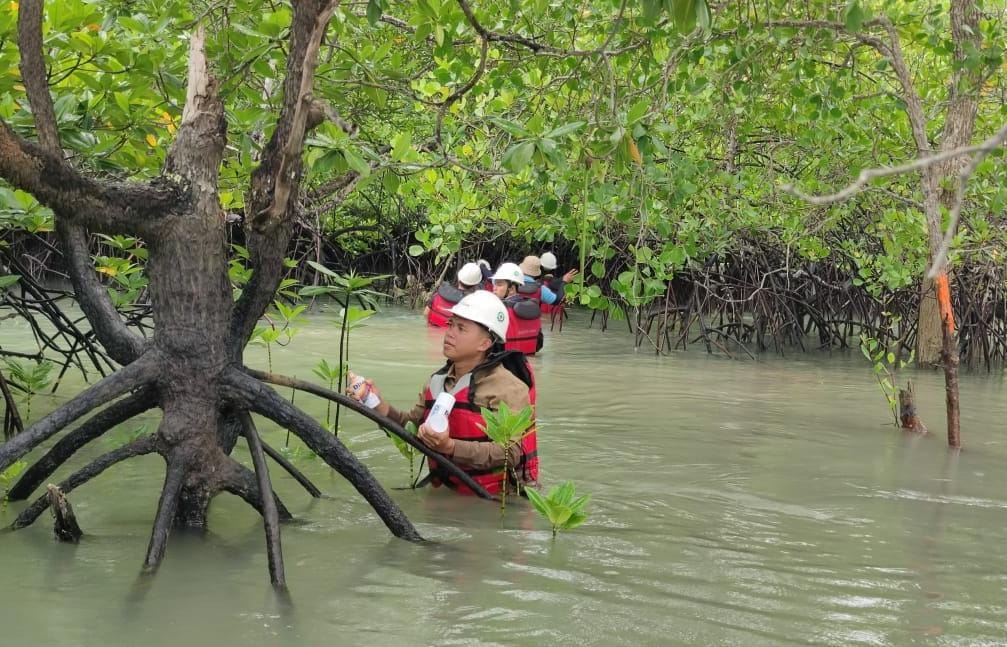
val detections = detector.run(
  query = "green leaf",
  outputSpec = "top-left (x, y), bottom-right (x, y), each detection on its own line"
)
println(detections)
top-left (844, 1), bottom-right (865, 32)
top-left (544, 121), bottom-right (586, 138)
top-left (0, 275), bottom-right (20, 290)
top-left (502, 141), bottom-right (536, 173)
top-left (564, 511), bottom-right (588, 530)
top-left (489, 117), bottom-right (530, 138)
top-left (546, 504), bottom-right (573, 527)
top-left (886, 352), bottom-right (896, 365)
top-left (391, 131), bottom-right (412, 161)
top-left (525, 487), bottom-right (551, 518)
top-left (552, 480), bottom-right (576, 506)
top-left (670, 0), bottom-right (699, 34)
top-left (366, 0), bottom-right (383, 25)
top-left (627, 99), bottom-right (649, 126)
top-left (342, 147), bottom-right (371, 176)
top-left (408, 244), bottom-right (425, 257)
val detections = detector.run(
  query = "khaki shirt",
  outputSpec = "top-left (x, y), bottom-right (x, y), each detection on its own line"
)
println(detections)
top-left (385, 363), bottom-right (532, 472)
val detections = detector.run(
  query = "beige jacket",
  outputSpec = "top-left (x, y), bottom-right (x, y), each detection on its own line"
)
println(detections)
top-left (385, 363), bottom-right (532, 472)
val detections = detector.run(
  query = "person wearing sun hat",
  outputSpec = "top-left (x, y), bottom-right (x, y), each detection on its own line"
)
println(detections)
top-left (350, 290), bottom-right (539, 495)
top-left (424, 261), bottom-right (485, 328)
top-left (518, 255), bottom-right (578, 307)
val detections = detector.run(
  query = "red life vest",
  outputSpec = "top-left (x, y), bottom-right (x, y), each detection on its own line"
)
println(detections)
top-left (504, 298), bottom-right (542, 354)
top-left (427, 283), bottom-right (465, 328)
top-left (422, 354), bottom-right (539, 495)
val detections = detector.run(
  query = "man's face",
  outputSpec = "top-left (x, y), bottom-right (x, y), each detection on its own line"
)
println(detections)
top-left (443, 316), bottom-right (493, 361)
top-left (492, 280), bottom-right (512, 300)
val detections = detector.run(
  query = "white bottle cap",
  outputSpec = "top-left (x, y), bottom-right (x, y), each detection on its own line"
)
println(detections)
top-left (427, 392), bottom-right (456, 433)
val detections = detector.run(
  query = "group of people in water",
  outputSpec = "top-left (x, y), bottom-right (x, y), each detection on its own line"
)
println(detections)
top-left (347, 253), bottom-right (578, 496)
top-left (424, 253), bottom-right (579, 355)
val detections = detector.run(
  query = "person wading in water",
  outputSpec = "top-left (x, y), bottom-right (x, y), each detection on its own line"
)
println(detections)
top-left (351, 291), bottom-right (538, 495)
top-left (424, 262), bottom-right (485, 328)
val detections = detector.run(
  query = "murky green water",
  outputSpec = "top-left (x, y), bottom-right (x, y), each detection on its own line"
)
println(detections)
top-left (2, 307), bottom-right (1007, 646)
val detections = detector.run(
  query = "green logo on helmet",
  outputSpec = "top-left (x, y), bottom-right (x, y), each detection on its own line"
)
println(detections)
top-left (497, 312), bottom-right (505, 322)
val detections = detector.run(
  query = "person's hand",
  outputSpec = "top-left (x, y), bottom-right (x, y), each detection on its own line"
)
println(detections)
top-left (562, 268), bottom-right (579, 284)
top-left (417, 422), bottom-right (455, 455)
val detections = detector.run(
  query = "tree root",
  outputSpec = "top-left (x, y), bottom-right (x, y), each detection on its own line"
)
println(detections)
top-left (224, 370), bottom-right (422, 541)
top-left (143, 453), bottom-right (185, 573)
top-left (8, 389), bottom-right (156, 500)
top-left (221, 457), bottom-right (294, 522)
top-left (260, 438), bottom-right (322, 498)
top-left (0, 353), bottom-right (157, 473)
top-left (245, 367), bottom-right (494, 500)
top-left (11, 435), bottom-right (157, 530)
top-left (238, 411), bottom-right (286, 590)
top-left (47, 484), bottom-right (83, 543)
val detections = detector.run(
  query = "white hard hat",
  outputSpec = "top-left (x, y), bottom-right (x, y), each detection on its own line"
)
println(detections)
top-left (449, 290), bottom-right (509, 341)
top-left (491, 262), bottom-right (524, 284)
top-left (540, 251), bottom-right (558, 271)
top-left (477, 259), bottom-right (491, 270)
top-left (457, 262), bottom-right (483, 287)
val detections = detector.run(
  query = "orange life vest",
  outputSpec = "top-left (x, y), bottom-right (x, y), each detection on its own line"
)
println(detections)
top-left (504, 294), bottom-right (542, 354)
top-left (427, 283), bottom-right (465, 328)
top-left (423, 354), bottom-right (538, 495)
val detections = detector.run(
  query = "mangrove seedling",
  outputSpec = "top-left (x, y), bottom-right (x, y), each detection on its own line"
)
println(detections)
top-left (860, 332), bottom-right (914, 426)
top-left (525, 481), bottom-right (590, 538)
top-left (312, 359), bottom-right (344, 432)
top-left (0, 460), bottom-right (27, 510)
top-left (478, 402), bottom-right (535, 514)
top-left (2, 358), bottom-right (53, 422)
top-left (388, 421), bottom-right (420, 487)
top-left (300, 264), bottom-right (386, 436)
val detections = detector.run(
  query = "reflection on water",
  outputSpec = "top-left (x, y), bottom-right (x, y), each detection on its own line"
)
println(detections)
top-left (2, 306), bottom-right (1007, 645)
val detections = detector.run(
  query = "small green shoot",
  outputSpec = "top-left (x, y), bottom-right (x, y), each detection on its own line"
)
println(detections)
top-left (479, 402), bottom-right (534, 514)
top-left (525, 481), bottom-right (590, 538)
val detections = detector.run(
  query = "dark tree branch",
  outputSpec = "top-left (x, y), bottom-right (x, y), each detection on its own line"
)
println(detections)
top-left (231, 0), bottom-right (340, 358)
top-left (245, 368), bottom-right (495, 500)
top-left (222, 369), bottom-right (422, 541)
top-left (7, 388), bottom-right (156, 501)
top-left (0, 353), bottom-right (158, 473)
top-left (261, 438), bottom-right (323, 498)
top-left (16, 0), bottom-right (60, 152)
top-left (455, 0), bottom-right (641, 57)
top-left (11, 435), bottom-right (157, 530)
top-left (435, 36), bottom-right (489, 148)
top-left (55, 222), bottom-right (146, 365)
top-left (0, 122), bottom-right (184, 237)
top-left (238, 411), bottom-right (286, 590)
top-left (143, 451), bottom-right (185, 573)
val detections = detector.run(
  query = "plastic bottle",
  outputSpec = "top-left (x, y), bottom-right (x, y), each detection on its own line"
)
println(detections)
top-left (426, 392), bottom-right (456, 433)
top-left (346, 371), bottom-right (380, 409)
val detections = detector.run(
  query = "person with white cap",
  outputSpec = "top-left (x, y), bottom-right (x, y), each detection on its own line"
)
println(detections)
top-left (537, 251), bottom-right (574, 319)
top-left (424, 261), bottom-right (485, 328)
top-left (349, 290), bottom-right (539, 495)
top-left (491, 262), bottom-right (544, 354)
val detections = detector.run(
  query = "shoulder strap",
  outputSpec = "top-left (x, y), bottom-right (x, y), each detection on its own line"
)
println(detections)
top-left (428, 366), bottom-right (473, 398)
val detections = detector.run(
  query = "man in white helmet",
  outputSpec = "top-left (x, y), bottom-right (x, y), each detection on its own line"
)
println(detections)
top-left (491, 261), bottom-right (544, 354)
top-left (424, 261), bottom-right (485, 328)
top-left (351, 290), bottom-right (538, 495)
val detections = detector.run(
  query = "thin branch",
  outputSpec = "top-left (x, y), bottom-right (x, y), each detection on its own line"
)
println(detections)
top-left (261, 438), bottom-right (322, 498)
top-left (455, 0), bottom-right (642, 57)
top-left (238, 411), bottom-right (286, 590)
top-left (928, 122), bottom-right (1007, 277)
top-left (781, 136), bottom-right (1005, 205)
top-left (435, 36), bottom-right (489, 148)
